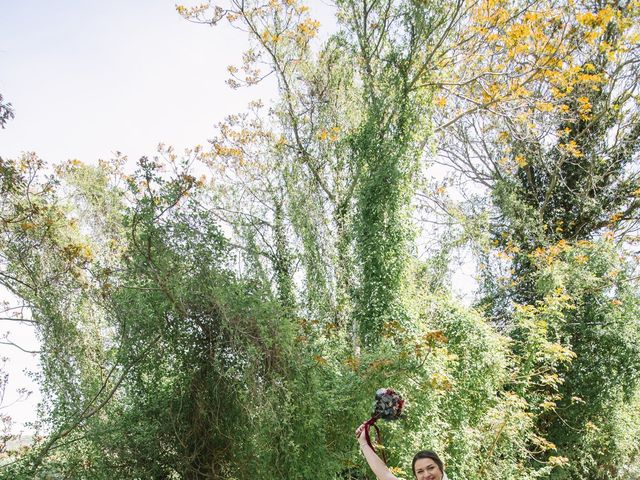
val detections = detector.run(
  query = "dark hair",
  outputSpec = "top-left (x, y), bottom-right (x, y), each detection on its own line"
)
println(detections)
top-left (412, 451), bottom-right (444, 477)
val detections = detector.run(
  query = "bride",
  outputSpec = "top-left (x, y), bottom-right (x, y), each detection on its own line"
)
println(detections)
top-left (355, 423), bottom-right (448, 480)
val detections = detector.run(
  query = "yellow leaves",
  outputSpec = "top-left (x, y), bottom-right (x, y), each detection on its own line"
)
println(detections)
top-left (548, 456), bottom-right (570, 467)
top-left (275, 135), bottom-right (288, 149)
top-left (496, 250), bottom-right (511, 260)
top-left (213, 143), bottom-right (244, 161)
top-left (433, 95), bottom-right (447, 108)
top-left (515, 110), bottom-right (530, 124)
top-left (317, 126), bottom-right (341, 142)
top-left (482, 83), bottom-right (502, 103)
top-left (429, 372), bottom-right (453, 390)
top-left (540, 400), bottom-right (556, 410)
top-left (514, 303), bottom-right (536, 315)
top-left (530, 239), bottom-right (571, 265)
top-left (422, 330), bottom-right (448, 344)
top-left (523, 11), bottom-right (541, 23)
top-left (545, 342), bottom-right (576, 363)
top-left (505, 23), bottom-right (531, 44)
top-left (382, 319), bottom-right (407, 339)
top-left (61, 242), bottom-right (94, 263)
top-left (175, 3), bottom-right (210, 20)
top-left (296, 18), bottom-right (320, 39)
top-left (609, 212), bottom-right (623, 224)
top-left (577, 96), bottom-right (592, 120)
top-left (489, 7), bottom-right (510, 26)
top-left (19, 221), bottom-right (36, 231)
top-left (506, 41), bottom-right (530, 59)
top-left (511, 85), bottom-right (531, 99)
top-left (576, 6), bottom-right (616, 29)
top-left (583, 29), bottom-right (599, 45)
top-left (576, 11), bottom-right (598, 27)
top-left (577, 6), bottom-right (620, 48)
top-left (313, 355), bottom-right (328, 365)
top-left (342, 355), bottom-right (360, 371)
top-left (532, 434), bottom-right (557, 452)
top-left (574, 254), bottom-right (588, 264)
top-left (535, 101), bottom-right (554, 113)
top-left (483, 0), bottom-right (500, 9)
top-left (585, 421), bottom-right (599, 432)
top-left (539, 373), bottom-right (561, 386)
top-left (261, 29), bottom-right (280, 43)
top-left (626, 30), bottom-right (640, 45)
top-left (389, 467), bottom-right (407, 477)
top-left (557, 140), bottom-right (584, 158)
top-left (411, 330), bottom-right (449, 359)
top-left (606, 268), bottom-right (621, 279)
top-left (598, 41), bottom-right (612, 56)
top-left (514, 155), bottom-right (528, 168)
top-left (79, 244), bottom-right (94, 261)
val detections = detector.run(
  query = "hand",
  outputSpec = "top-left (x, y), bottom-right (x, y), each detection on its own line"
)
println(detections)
top-left (355, 422), bottom-right (369, 446)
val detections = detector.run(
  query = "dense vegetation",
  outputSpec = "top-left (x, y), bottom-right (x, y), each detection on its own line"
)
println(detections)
top-left (1, 0), bottom-right (639, 478)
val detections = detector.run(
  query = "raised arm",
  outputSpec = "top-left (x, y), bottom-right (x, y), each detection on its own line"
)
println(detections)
top-left (355, 423), bottom-right (399, 480)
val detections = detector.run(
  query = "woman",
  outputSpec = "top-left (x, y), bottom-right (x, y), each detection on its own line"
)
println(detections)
top-left (355, 423), bottom-right (448, 480)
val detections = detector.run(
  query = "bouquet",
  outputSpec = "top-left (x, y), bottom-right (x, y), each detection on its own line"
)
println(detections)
top-left (363, 388), bottom-right (404, 463)
top-left (372, 388), bottom-right (404, 421)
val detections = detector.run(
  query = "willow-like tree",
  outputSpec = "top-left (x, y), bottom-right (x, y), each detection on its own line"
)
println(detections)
top-left (178, 0), bottom-right (477, 348)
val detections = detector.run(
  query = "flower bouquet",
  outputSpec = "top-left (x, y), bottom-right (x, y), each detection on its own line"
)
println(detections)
top-left (363, 388), bottom-right (404, 463)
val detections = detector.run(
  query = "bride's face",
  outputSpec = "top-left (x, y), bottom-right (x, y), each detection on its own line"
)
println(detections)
top-left (414, 458), bottom-right (443, 480)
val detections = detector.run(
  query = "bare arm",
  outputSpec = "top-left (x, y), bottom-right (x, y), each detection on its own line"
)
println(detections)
top-left (355, 423), bottom-right (399, 480)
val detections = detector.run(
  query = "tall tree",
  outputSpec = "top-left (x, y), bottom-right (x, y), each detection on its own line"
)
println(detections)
top-left (436, 0), bottom-right (640, 476)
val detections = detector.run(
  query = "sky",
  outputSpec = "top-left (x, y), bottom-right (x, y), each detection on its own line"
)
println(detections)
top-left (0, 0), bottom-right (275, 164)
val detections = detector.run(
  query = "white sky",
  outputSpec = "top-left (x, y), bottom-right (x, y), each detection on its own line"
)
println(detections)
top-left (0, 0), bottom-right (275, 164)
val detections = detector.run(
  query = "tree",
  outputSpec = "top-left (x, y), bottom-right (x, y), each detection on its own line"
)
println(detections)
top-left (435, 0), bottom-right (640, 476)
